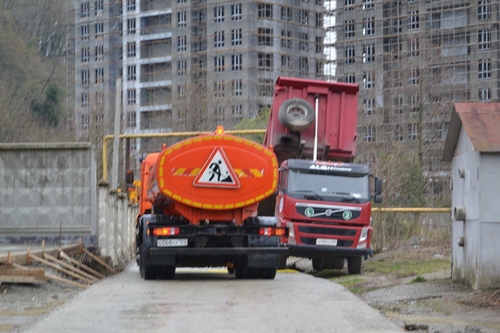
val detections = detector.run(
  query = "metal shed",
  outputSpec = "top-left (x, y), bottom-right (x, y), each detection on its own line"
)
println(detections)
top-left (443, 103), bottom-right (500, 289)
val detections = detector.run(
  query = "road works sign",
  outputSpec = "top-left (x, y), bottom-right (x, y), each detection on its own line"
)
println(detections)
top-left (193, 147), bottom-right (240, 188)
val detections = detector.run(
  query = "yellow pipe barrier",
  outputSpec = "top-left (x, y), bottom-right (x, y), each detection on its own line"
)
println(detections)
top-left (372, 207), bottom-right (451, 213)
top-left (102, 129), bottom-right (266, 181)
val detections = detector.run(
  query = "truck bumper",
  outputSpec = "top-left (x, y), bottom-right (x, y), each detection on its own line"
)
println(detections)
top-left (289, 244), bottom-right (371, 258)
top-left (146, 247), bottom-right (289, 268)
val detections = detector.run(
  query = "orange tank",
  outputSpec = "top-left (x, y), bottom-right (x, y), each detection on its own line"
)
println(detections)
top-left (141, 127), bottom-right (278, 225)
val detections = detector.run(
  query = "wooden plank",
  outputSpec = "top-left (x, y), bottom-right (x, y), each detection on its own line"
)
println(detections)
top-left (45, 273), bottom-right (88, 289)
top-left (59, 250), bottom-right (106, 279)
top-left (0, 263), bottom-right (47, 283)
top-left (29, 254), bottom-right (94, 285)
top-left (0, 243), bottom-right (83, 266)
top-left (43, 253), bottom-right (99, 282)
top-left (81, 247), bottom-right (117, 274)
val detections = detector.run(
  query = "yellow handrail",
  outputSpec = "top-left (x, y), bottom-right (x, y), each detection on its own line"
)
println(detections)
top-left (102, 129), bottom-right (266, 181)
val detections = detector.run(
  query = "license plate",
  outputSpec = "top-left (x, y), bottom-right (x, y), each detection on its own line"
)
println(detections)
top-left (157, 238), bottom-right (188, 247)
top-left (316, 238), bottom-right (338, 246)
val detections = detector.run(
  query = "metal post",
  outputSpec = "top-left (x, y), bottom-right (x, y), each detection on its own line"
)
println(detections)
top-left (313, 95), bottom-right (319, 161)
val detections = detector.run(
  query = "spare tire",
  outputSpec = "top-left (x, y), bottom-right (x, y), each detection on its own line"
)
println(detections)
top-left (278, 98), bottom-right (315, 131)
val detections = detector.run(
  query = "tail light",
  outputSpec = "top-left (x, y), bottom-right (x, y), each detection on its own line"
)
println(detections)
top-left (259, 227), bottom-right (288, 236)
top-left (151, 227), bottom-right (180, 236)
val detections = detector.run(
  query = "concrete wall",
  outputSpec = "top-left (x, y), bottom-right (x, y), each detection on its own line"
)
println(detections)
top-left (451, 129), bottom-right (500, 289)
top-left (0, 143), bottom-right (97, 245)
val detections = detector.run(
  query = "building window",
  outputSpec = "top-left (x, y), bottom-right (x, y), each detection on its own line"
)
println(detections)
top-left (81, 25), bottom-right (89, 39)
top-left (178, 11), bottom-right (187, 27)
top-left (95, 1), bottom-right (104, 16)
top-left (178, 60), bottom-right (187, 76)
top-left (478, 0), bottom-right (490, 20)
top-left (409, 68), bottom-right (419, 85)
top-left (95, 68), bottom-right (104, 83)
top-left (408, 123), bottom-right (418, 141)
top-left (258, 3), bottom-right (273, 19)
top-left (363, 126), bottom-right (375, 142)
top-left (81, 70), bottom-right (89, 85)
top-left (363, 71), bottom-right (374, 89)
top-left (214, 56), bottom-right (225, 72)
top-left (363, 17), bottom-right (375, 35)
top-left (316, 13), bottom-right (323, 28)
top-left (345, 20), bottom-right (355, 38)
top-left (479, 88), bottom-right (491, 102)
top-left (231, 3), bottom-right (242, 20)
top-left (81, 93), bottom-right (88, 108)
top-left (299, 10), bottom-right (309, 25)
top-left (394, 124), bottom-right (403, 141)
top-left (81, 48), bottom-right (90, 63)
top-left (346, 73), bottom-right (355, 83)
top-left (127, 0), bottom-right (136, 11)
top-left (409, 38), bottom-right (419, 57)
top-left (214, 81), bottom-right (224, 97)
top-left (127, 42), bottom-right (136, 58)
top-left (315, 61), bottom-right (323, 75)
top-left (127, 65), bottom-right (136, 81)
top-left (281, 55), bottom-right (291, 68)
top-left (81, 2), bottom-right (89, 18)
top-left (258, 53), bottom-right (273, 71)
top-left (258, 28), bottom-right (273, 46)
top-left (362, 44), bottom-right (375, 63)
top-left (315, 37), bottom-right (323, 54)
top-left (95, 23), bottom-right (104, 37)
top-left (214, 6), bottom-right (224, 22)
top-left (300, 57), bottom-right (309, 73)
top-left (299, 33), bottom-right (308, 51)
top-left (258, 78), bottom-right (274, 96)
top-left (127, 89), bottom-right (136, 105)
top-left (232, 79), bottom-right (243, 96)
top-left (126, 112), bottom-right (136, 128)
top-left (409, 11), bottom-right (419, 30)
top-left (127, 18), bottom-right (136, 34)
top-left (231, 54), bottom-right (242, 71)
top-left (215, 107), bottom-right (224, 122)
top-left (363, 98), bottom-right (375, 115)
top-left (478, 30), bottom-right (490, 50)
top-left (214, 31), bottom-right (225, 48)
top-left (281, 6), bottom-right (292, 21)
top-left (95, 45), bottom-right (104, 61)
top-left (478, 59), bottom-right (491, 79)
top-left (231, 29), bottom-right (242, 46)
top-left (281, 30), bottom-right (292, 49)
top-left (178, 36), bottom-right (187, 52)
top-left (345, 0), bottom-right (354, 11)
top-left (96, 91), bottom-right (104, 107)
top-left (81, 115), bottom-right (89, 130)
top-left (232, 105), bottom-right (243, 121)
top-left (345, 46), bottom-right (355, 64)
top-left (410, 94), bottom-right (419, 113)
top-left (363, 0), bottom-right (374, 10)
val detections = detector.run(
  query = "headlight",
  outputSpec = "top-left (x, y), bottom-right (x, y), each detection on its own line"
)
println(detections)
top-left (359, 227), bottom-right (370, 243)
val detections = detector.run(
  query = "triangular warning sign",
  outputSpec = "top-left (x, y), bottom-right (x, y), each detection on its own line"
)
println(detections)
top-left (193, 147), bottom-right (240, 188)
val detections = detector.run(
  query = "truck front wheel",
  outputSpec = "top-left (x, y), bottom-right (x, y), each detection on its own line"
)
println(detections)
top-left (347, 256), bottom-right (362, 274)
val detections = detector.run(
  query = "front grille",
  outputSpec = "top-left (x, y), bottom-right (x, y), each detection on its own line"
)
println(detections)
top-left (298, 225), bottom-right (356, 237)
top-left (300, 237), bottom-right (353, 247)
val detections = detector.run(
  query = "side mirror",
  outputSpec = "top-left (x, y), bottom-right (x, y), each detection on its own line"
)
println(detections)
top-left (375, 177), bottom-right (383, 195)
top-left (374, 194), bottom-right (383, 204)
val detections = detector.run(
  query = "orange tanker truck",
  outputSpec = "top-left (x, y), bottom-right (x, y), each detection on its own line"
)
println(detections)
top-left (135, 126), bottom-right (288, 279)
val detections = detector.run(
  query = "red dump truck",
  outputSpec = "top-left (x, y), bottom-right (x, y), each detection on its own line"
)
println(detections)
top-left (135, 127), bottom-right (288, 279)
top-left (260, 77), bottom-right (382, 274)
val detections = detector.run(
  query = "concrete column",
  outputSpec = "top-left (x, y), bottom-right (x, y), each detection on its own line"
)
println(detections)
top-left (108, 189), bottom-right (118, 265)
top-left (98, 181), bottom-right (110, 257)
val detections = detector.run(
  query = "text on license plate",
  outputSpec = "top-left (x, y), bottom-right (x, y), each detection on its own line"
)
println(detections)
top-left (157, 238), bottom-right (188, 247)
top-left (316, 238), bottom-right (338, 246)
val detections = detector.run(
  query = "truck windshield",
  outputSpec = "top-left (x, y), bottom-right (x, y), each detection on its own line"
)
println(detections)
top-left (287, 169), bottom-right (370, 202)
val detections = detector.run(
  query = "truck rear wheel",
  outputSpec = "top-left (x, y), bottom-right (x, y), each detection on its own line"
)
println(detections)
top-left (347, 256), bottom-right (362, 274)
top-left (278, 98), bottom-right (315, 131)
top-left (261, 267), bottom-right (277, 279)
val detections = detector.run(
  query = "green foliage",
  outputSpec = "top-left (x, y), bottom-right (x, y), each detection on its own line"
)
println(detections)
top-left (411, 276), bottom-right (427, 283)
top-left (32, 82), bottom-right (64, 126)
top-left (233, 108), bottom-right (270, 144)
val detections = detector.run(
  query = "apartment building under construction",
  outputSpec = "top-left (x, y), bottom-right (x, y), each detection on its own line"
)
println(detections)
top-left (72, 0), bottom-right (326, 153)
top-left (326, 0), bottom-right (498, 196)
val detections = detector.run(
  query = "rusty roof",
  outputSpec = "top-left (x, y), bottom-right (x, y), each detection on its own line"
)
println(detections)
top-left (442, 103), bottom-right (500, 161)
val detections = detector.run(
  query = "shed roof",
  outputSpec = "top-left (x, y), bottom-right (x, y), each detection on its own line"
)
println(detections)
top-left (442, 103), bottom-right (500, 162)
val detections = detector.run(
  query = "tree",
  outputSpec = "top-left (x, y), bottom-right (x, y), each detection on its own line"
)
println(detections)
top-left (32, 82), bottom-right (63, 126)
